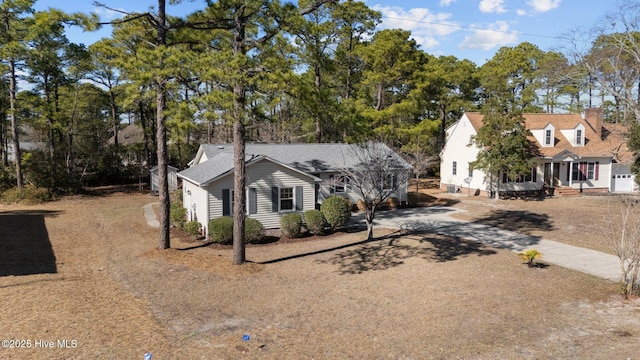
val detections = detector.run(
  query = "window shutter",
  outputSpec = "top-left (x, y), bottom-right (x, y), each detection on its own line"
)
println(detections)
top-left (249, 188), bottom-right (257, 214)
top-left (271, 187), bottom-right (278, 212)
top-left (222, 189), bottom-right (230, 216)
top-left (295, 186), bottom-right (303, 211)
top-left (532, 166), bottom-right (537, 183)
top-left (595, 162), bottom-right (599, 181)
top-left (329, 175), bottom-right (335, 193)
top-left (392, 175), bottom-right (398, 189)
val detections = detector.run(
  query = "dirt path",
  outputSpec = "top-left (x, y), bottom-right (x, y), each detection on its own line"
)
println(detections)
top-left (1, 192), bottom-right (640, 359)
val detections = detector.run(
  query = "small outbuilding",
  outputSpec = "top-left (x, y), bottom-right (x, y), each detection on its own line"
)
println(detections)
top-left (150, 165), bottom-right (179, 192)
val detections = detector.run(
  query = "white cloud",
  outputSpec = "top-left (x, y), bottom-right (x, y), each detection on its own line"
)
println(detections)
top-left (440, 0), bottom-right (456, 6)
top-left (93, 7), bottom-right (126, 21)
top-left (516, 9), bottom-right (527, 16)
top-left (374, 6), bottom-right (459, 49)
top-left (479, 0), bottom-right (506, 14)
top-left (527, 0), bottom-right (561, 12)
top-left (458, 21), bottom-right (518, 50)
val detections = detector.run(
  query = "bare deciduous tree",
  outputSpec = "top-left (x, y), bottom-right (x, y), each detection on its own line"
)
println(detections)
top-left (602, 196), bottom-right (640, 297)
top-left (340, 142), bottom-right (412, 241)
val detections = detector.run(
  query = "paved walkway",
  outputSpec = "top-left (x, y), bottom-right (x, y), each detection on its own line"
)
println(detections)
top-left (353, 206), bottom-right (621, 282)
top-left (144, 203), bottom-right (621, 282)
top-left (143, 203), bottom-right (160, 228)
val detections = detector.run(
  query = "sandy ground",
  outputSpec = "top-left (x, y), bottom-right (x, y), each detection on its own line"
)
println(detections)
top-left (0, 188), bottom-right (639, 359)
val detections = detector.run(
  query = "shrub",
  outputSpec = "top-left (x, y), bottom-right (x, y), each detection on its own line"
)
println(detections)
top-left (184, 221), bottom-right (202, 240)
top-left (170, 202), bottom-right (187, 229)
top-left (356, 199), bottom-right (367, 211)
top-left (1, 186), bottom-right (52, 204)
top-left (208, 217), bottom-right (234, 244)
top-left (280, 213), bottom-right (302, 238)
top-left (321, 195), bottom-right (351, 230)
top-left (386, 197), bottom-right (400, 208)
top-left (208, 216), bottom-right (265, 244)
top-left (304, 209), bottom-right (325, 235)
top-left (245, 217), bottom-right (265, 243)
top-left (518, 249), bottom-right (542, 267)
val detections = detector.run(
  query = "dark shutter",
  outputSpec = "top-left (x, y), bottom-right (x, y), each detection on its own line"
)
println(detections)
top-left (249, 188), bottom-right (257, 214)
top-left (595, 162), bottom-right (599, 181)
top-left (295, 186), bottom-right (303, 211)
top-left (222, 189), bottom-right (230, 216)
top-left (532, 165), bottom-right (537, 183)
top-left (271, 187), bottom-right (278, 212)
top-left (329, 175), bottom-right (335, 193)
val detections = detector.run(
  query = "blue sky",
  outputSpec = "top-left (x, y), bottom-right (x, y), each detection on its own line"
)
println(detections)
top-left (34, 0), bottom-right (617, 65)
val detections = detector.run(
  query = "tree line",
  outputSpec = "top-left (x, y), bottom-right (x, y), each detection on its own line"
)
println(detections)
top-left (4, 0), bottom-right (640, 253)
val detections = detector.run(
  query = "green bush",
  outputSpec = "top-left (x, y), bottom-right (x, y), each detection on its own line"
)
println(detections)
top-left (304, 209), bottom-right (325, 235)
top-left (280, 213), bottom-right (302, 238)
top-left (208, 216), bottom-right (234, 244)
top-left (208, 216), bottom-right (265, 244)
top-left (184, 221), bottom-right (202, 239)
top-left (245, 217), bottom-right (265, 243)
top-left (321, 195), bottom-right (351, 230)
top-left (170, 202), bottom-right (187, 229)
top-left (1, 186), bottom-right (52, 204)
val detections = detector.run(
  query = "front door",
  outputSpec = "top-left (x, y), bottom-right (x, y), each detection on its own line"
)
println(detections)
top-left (553, 163), bottom-right (561, 187)
top-left (544, 163), bottom-right (551, 186)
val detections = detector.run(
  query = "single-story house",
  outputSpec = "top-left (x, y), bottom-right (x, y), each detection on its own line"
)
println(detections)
top-left (177, 143), bottom-right (412, 232)
top-left (440, 108), bottom-right (637, 197)
top-left (150, 165), bottom-right (179, 192)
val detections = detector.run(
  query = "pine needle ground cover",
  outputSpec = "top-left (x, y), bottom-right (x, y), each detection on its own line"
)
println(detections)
top-left (0, 188), bottom-right (638, 358)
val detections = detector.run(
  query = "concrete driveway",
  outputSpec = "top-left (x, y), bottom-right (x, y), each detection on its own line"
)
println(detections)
top-left (351, 206), bottom-right (621, 283)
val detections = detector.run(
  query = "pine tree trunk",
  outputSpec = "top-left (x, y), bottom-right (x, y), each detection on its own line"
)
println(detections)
top-left (156, 0), bottom-right (171, 250)
top-left (232, 2), bottom-right (247, 265)
top-left (233, 120), bottom-right (246, 265)
top-left (8, 58), bottom-right (23, 188)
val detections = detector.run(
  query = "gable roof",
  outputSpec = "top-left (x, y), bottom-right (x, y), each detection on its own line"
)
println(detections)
top-left (198, 142), bottom-right (412, 173)
top-left (463, 112), bottom-right (632, 161)
top-left (178, 153), bottom-right (322, 186)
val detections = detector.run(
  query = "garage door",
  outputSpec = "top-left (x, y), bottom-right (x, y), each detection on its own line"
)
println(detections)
top-left (612, 174), bottom-right (635, 192)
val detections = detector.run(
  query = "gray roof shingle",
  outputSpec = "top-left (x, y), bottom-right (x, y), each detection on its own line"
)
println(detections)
top-left (180, 142), bottom-right (412, 186)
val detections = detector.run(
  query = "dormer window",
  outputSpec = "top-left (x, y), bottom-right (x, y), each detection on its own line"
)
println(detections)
top-left (541, 124), bottom-right (555, 147)
top-left (576, 129), bottom-right (583, 146)
top-left (545, 129), bottom-right (552, 146)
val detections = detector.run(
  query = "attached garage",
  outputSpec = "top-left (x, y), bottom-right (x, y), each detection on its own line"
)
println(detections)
top-left (611, 164), bottom-right (637, 193)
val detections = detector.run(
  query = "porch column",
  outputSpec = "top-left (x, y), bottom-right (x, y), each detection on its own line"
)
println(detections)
top-left (568, 162), bottom-right (573, 187)
top-left (550, 161), bottom-right (555, 187)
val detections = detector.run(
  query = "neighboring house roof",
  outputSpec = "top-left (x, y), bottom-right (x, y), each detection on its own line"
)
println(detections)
top-left (108, 124), bottom-right (144, 145)
top-left (463, 112), bottom-right (633, 162)
top-left (196, 143), bottom-right (412, 173)
top-left (178, 152), bottom-right (322, 186)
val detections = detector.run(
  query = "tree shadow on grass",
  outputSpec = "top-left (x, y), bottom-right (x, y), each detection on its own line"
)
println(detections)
top-left (471, 210), bottom-right (554, 235)
top-left (0, 210), bottom-right (61, 276)
top-left (315, 231), bottom-right (497, 275)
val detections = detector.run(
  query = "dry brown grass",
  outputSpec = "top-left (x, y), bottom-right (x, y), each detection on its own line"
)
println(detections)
top-left (0, 187), bottom-right (639, 359)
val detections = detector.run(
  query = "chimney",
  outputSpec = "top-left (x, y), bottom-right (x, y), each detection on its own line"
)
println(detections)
top-left (584, 107), bottom-right (603, 139)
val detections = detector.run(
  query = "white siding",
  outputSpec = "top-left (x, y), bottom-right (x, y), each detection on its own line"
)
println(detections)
top-left (182, 181), bottom-right (209, 228)
top-left (440, 115), bottom-right (486, 192)
top-left (202, 158), bottom-right (316, 231)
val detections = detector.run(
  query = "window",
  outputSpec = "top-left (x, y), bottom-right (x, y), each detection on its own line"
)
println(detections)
top-left (332, 175), bottom-right (349, 193)
top-left (279, 187), bottom-right (294, 211)
top-left (381, 174), bottom-right (396, 190)
top-left (501, 166), bottom-right (537, 183)
top-left (572, 162), bottom-right (599, 181)
top-left (576, 129), bottom-right (582, 145)
top-left (545, 129), bottom-right (552, 146)
top-left (587, 162), bottom-right (595, 179)
top-left (452, 161), bottom-right (457, 175)
top-left (468, 165), bottom-right (473, 178)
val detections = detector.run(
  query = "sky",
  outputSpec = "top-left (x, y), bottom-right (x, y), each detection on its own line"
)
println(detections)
top-left (32, 0), bottom-right (619, 65)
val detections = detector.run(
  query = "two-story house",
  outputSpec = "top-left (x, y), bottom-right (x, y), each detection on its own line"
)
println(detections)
top-left (440, 108), bottom-right (636, 197)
